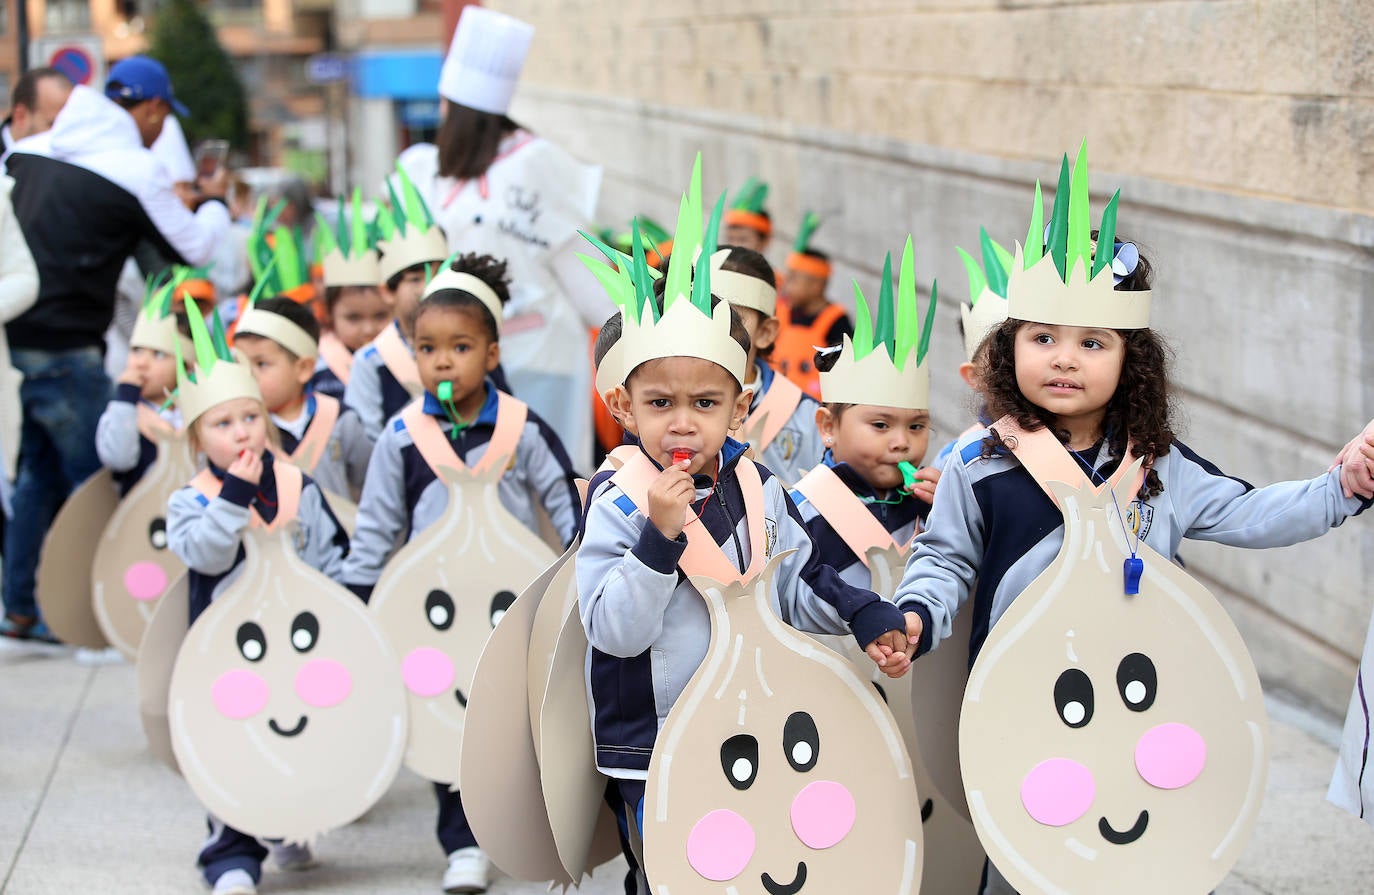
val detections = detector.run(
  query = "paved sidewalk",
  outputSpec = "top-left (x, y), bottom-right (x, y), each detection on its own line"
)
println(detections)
top-left (2, 642), bottom-right (1372, 894)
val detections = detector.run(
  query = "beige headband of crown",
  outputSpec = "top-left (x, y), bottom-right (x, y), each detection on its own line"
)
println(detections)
top-left (422, 269), bottom-right (504, 333)
top-left (235, 308), bottom-right (319, 360)
top-left (710, 248), bottom-right (777, 318)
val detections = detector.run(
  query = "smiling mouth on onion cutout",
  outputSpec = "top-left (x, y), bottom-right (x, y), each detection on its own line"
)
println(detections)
top-left (269, 715), bottom-right (309, 737)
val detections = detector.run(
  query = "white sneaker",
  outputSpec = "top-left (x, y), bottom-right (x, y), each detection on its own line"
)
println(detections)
top-left (211, 868), bottom-right (256, 895)
top-left (442, 847), bottom-right (490, 893)
top-left (270, 841), bottom-right (316, 871)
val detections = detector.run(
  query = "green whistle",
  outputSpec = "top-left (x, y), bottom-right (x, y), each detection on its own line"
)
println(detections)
top-left (436, 381), bottom-right (467, 439)
top-left (898, 461), bottom-right (922, 494)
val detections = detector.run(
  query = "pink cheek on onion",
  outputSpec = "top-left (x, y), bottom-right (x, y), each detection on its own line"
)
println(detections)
top-left (790, 780), bottom-right (856, 849)
top-left (1021, 758), bottom-right (1096, 826)
top-left (686, 809), bottom-right (755, 881)
top-left (1136, 722), bottom-right (1206, 789)
top-left (124, 562), bottom-right (169, 601)
top-left (402, 646), bottom-right (455, 698)
top-left (294, 658), bottom-right (353, 708)
top-left (211, 669), bottom-right (270, 720)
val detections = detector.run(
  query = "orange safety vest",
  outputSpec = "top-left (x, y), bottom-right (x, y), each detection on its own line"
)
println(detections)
top-left (772, 302), bottom-right (847, 400)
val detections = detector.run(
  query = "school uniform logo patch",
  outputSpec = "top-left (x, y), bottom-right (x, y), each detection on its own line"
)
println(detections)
top-left (775, 430), bottom-right (797, 461)
top-left (764, 518), bottom-right (778, 559)
top-left (1126, 501), bottom-right (1154, 541)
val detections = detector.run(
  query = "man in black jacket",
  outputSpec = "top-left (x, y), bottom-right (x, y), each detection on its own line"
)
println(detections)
top-left (1, 56), bottom-right (228, 641)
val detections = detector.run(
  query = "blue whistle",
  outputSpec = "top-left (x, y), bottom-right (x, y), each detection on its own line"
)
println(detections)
top-left (1123, 557), bottom-right (1144, 595)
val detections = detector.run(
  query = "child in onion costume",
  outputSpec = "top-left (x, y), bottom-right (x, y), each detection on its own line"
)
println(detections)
top-left (86, 269), bottom-right (199, 657)
top-left (894, 143), bottom-right (1372, 895)
top-left (342, 252), bottom-right (578, 894)
top-left (164, 300), bottom-right (394, 895)
top-left (791, 238), bottom-right (984, 893)
top-left (577, 156), bottom-right (921, 895)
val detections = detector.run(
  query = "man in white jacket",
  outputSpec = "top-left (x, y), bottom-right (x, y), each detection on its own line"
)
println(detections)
top-left (1, 56), bottom-right (229, 642)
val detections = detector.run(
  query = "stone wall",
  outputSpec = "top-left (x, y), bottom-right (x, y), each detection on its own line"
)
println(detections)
top-left (492, 1), bottom-right (1374, 718)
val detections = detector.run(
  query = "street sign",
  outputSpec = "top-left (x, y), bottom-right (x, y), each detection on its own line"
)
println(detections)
top-left (31, 34), bottom-right (105, 87)
top-left (305, 54), bottom-right (348, 84)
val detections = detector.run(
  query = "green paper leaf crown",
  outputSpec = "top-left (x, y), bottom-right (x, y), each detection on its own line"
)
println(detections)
top-left (247, 197), bottom-right (310, 296)
top-left (376, 163), bottom-right (438, 240)
top-left (176, 296), bottom-right (236, 388)
top-left (314, 188), bottom-right (375, 261)
top-left (576, 153), bottom-right (725, 326)
top-left (728, 177), bottom-right (769, 214)
top-left (793, 211), bottom-right (821, 254)
top-left (848, 236), bottom-right (938, 373)
top-left (956, 228), bottom-right (1014, 305)
top-left (1006, 140), bottom-right (1151, 330)
top-left (1020, 139), bottom-right (1121, 283)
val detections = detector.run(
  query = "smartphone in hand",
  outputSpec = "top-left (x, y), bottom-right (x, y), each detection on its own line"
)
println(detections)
top-left (194, 139), bottom-right (229, 178)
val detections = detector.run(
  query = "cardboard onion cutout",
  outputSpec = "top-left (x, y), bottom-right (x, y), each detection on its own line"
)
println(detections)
top-left (461, 542), bottom-right (577, 885)
top-left (92, 415), bottom-right (196, 659)
top-left (36, 468), bottom-right (119, 649)
top-left (793, 464), bottom-right (983, 893)
top-left (539, 562), bottom-right (625, 883)
top-left (644, 551), bottom-right (924, 895)
top-left (168, 464), bottom-right (407, 843)
top-left (960, 427), bottom-right (1268, 895)
top-left (369, 395), bottom-right (556, 787)
top-left (137, 572), bottom-right (189, 773)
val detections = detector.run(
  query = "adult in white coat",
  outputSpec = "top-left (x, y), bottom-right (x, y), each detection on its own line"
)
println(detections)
top-left (0, 174), bottom-right (39, 507)
top-left (396, 6), bottom-right (607, 473)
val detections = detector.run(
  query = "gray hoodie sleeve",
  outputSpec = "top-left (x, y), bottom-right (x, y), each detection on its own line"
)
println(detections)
top-left (516, 416), bottom-right (581, 546)
top-left (343, 349), bottom-right (385, 443)
top-left (1168, 443), bottom-right (1367, 547)
top-left (167, 482), bottom-right (250, 576)
top-left (335, 408), bottom-right (374, 497)
top-left (299, 481), bottom-right (347, 582)
top-left (95, 385), bottom-right (142, 471)
top-left (576, 482), bottom-right (686, 658)
top-left (892, 449), bottom-right (984, 654)
top-left (341, 421), bottom-right (409, 588)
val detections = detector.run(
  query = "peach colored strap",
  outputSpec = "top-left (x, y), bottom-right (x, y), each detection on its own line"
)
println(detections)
top-left (793, 465), bottom-right (906, 567)
top-left (189, 452), bottom-right (302, 531)
top-left (746, 372), bottom-right (804, 451)
top-left (290, 394), bottom-right (340, 475)
top-left (317, 332), bottom-right (353, 386)
top-left (611, 451), bottom-right (767, 584)
top-left (989, 415), bottom-right (1143, 507)
top-left (136, 404), bottom-right (175, 441)
top-left (400, 392), bottom-right (529, 478)
top-left (373, 325), bottom-right (421, 396)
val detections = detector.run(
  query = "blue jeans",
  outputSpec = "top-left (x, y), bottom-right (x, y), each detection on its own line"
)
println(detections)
top-left (3, 346), bottom-right (109, 619)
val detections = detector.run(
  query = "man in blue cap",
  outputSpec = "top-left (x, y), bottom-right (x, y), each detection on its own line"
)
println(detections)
top-left (1, 55), bottom-right (229, 643)
top-left (105, 54), bottom-right (193, 149)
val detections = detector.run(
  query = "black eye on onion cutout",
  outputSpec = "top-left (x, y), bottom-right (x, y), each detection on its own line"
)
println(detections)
top-left (1116, 653), bottom-right (1157, 712)
top-left (236, 622), bottom-right (266, 663)
top-left (783, 711), bottom-right (820, 773)
top-left (489, 590), bottom-right (516, 628)
top-left (290, 612), bottom-right (319, 653)
top-left (720, 734), bottom-right (759, 791)
top-left (149, 517), bottom-right (168, 550)
top-left (425, 590), bottom-right (455, 631)
top-left (1054, 668), bottom-right (1094, 728)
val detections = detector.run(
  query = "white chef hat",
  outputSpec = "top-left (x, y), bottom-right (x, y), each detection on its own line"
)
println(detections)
top-left (438, 6), bottom-right (535, 115)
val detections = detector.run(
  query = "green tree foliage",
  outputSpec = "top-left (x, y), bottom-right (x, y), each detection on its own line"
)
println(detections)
top-left (149, 0), bottom-right (248, 147)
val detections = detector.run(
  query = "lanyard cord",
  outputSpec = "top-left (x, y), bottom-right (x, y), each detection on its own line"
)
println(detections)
top-left (1068, 445), bottom-right (1145, 595)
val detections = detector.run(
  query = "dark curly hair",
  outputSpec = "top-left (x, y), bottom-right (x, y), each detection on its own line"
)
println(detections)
top-left (975, 239), bottom-right (1174, 497)
top-left (412, 252), bottom-right (512, 341)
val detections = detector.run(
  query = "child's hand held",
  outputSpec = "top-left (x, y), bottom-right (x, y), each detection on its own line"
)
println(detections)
top-left (228, 449), bottom-right (263, 486)
top-left (647, 462), bottom-right (695, 540)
